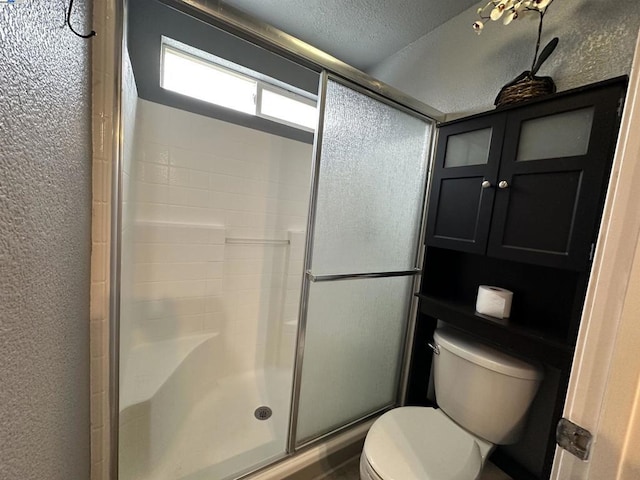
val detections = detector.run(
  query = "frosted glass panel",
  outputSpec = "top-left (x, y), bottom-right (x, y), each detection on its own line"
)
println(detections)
top-left (296, 276), bottom-right (413, 444)
top-left (517, 107), bottom-right (594, 161)
top-left (444, 128), bottom-right (492, 167)
top-left (311, 80), bottom-right (430, 275)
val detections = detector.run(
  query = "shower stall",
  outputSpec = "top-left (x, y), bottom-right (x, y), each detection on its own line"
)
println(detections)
top-left (114, 1), bottom-right (436, 479)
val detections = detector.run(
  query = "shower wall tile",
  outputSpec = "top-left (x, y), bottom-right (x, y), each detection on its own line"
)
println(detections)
top-left (135, 183), bottom-right (169, 204)
top-left (206, 297), bottom-right (225, 313)
top-left (122, 99), bottom-right (312, 378)
top-left (202, 313), bottom-right (223, 332)
top-left (142, 142), bottom-right (170, 165)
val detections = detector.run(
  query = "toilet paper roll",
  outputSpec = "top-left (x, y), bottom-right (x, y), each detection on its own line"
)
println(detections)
top-left (476, 285), bottom-right (513, 319)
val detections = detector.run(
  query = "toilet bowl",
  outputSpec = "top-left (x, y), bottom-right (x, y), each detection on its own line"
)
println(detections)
top-left (360, 327), bottom-right (542, 480)
top-left (360, 407), bottom-right (493, 480)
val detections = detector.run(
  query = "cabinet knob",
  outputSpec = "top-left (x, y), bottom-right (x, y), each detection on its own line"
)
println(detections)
top-left (498, 180), bottom-right (510, 189)
top-left (481, 180), bottom-right (492, 189)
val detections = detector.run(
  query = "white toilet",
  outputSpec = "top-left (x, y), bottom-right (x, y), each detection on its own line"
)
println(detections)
top-left (360, 327), bottom-right (543, 480)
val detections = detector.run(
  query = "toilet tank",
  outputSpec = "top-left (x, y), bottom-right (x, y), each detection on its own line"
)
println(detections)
top-left (433, 328), bottom-right (543, 445)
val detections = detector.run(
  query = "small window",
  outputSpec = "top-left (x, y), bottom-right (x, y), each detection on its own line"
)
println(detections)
top-left (258, 87), bottom-right (317, 131)
top-left (160, 41), bottom-right (317, 132)
top-left (162, 46), bottom-right (257, 114)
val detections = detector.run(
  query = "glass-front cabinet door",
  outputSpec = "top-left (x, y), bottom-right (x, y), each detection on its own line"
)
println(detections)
top-left (425, 115), bottom-right (505, 254)
top-left (488, 83), bottom-right (624, 270)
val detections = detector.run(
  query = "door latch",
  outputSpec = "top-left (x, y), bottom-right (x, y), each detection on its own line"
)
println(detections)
top-left (556, 417), bottom-right (593, 461)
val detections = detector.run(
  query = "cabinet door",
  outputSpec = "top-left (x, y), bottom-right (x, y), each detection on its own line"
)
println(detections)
top-left (487, 84), bottom-right (624, 270)
top-left (425, 115), bottom-right (505, 254)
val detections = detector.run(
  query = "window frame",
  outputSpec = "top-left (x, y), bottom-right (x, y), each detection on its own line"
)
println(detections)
top-left (256, 83), bottom-right (317, 133)
top-left (160, 40), bottom-right (317, 133)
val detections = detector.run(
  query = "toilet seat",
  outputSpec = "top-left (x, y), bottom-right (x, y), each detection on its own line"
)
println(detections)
top-left (362, 407), bottom-right (488, 480)
top-left (360, 454), bottom-right (385, 480)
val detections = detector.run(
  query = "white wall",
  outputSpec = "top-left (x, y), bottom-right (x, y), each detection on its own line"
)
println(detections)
top-left (121, 99), bottom-right (312, 375)
top-left (370, 0), bottom-right (640, 116)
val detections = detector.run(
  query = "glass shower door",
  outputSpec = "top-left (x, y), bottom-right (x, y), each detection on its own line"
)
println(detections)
top-left (293, 76), bottom-right (432, 446)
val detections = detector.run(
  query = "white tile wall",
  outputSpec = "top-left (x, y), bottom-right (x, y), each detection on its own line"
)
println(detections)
top-left (126, 223), bottom-right (225, 345)
top-left (121, 99), bottom-right (313, 377)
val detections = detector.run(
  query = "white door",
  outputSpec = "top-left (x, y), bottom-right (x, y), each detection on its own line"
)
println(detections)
top-left (551, 29), bottom-right (640, 480)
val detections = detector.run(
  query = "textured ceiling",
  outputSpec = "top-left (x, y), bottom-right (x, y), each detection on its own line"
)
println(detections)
top-left (220, 0), bottom-right (481, 71)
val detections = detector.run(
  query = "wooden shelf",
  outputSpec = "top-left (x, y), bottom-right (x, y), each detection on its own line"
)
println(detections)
top-left (417, 294), bottom-right (574, 369)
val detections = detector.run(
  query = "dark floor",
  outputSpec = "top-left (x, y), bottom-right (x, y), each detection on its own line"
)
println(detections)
top-left (320, 456), bottom-right (513, 479)
top-left (321, 457), bottom-right (359, 480)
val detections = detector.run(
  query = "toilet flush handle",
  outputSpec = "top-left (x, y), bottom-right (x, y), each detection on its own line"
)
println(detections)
top-left (427, 342), bottom-right (440, 355)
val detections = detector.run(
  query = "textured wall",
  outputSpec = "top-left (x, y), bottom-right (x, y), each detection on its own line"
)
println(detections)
top-left (0, 1), bottom-right (92, 479)
top-left (370, 0), bottom-right (640, 116)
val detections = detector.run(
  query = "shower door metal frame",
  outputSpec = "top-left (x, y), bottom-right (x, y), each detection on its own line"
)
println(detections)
top-left (110, 1), bottom-right (126, 479)
top-left (109, 0), bottom-right (439, 478)
top-left (287, 72), bottom-right (435, 452)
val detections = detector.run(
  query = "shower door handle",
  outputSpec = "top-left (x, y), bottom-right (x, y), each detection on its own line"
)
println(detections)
top-left (306, 269), bottom-right (421, 282)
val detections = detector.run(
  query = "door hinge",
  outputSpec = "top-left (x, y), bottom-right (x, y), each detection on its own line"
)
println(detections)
top-left (589, 242), bottom-right (596, 262)
top-left (556, 418), bottom-right (593, 461)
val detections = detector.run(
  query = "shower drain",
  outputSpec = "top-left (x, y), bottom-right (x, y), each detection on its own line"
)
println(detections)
top-left (254, 406), bottom-right (273, 420)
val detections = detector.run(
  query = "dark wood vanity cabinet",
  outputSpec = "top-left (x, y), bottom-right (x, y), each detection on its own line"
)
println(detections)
top-left (426, 80), bottom-right (625, 270)
top-left (413, 77), bottom-right (627, 480)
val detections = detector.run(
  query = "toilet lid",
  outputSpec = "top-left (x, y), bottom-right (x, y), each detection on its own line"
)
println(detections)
top-left (363, 407), bottom-right (483, 480)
